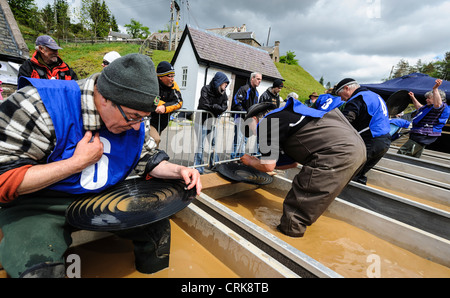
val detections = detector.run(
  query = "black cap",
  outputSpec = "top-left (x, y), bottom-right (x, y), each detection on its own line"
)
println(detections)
top-left (334, 78), bottom-right (357, 94)
top-left (245, 103), bottom-right (277, 121)
top-left (273, 79), bottom-right (284, 88)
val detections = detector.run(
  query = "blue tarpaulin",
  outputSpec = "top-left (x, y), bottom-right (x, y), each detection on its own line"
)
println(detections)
top-left (362, 73), bottom-right (450, 104)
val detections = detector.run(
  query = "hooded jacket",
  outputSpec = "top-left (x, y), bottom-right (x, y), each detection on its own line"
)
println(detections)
top-left (197, 72), bottom-right (230, 122)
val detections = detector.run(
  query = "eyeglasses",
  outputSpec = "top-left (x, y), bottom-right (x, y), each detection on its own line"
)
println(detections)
top-left (117, 105), bottom-right (150, 123)
top-left (102, 60), bottom-right (109, 66)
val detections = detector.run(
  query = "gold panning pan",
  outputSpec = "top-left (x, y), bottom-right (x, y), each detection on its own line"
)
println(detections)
top-left (213, 162), bottom-right (273, 185)
top-left (66, 178), bottom-right (196, 231)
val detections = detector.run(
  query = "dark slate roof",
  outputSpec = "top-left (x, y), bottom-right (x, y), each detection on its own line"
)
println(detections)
top-left (0, 0), bottom-right (28, 63)
top-left (172, 26), bottom-right (282, 80)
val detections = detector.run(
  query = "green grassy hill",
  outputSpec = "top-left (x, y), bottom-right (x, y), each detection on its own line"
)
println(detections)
top-left (276, 62), bottom-right (326, 101)
top-left (24, 40), bottom-right (324, 103)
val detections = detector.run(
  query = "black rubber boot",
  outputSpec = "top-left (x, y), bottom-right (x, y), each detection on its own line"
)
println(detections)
top-left (133, 219), bottom-right (171, 274)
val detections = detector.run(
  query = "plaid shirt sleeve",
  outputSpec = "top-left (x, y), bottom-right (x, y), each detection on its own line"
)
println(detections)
top-left (0, 86), bottom-right (55, 172)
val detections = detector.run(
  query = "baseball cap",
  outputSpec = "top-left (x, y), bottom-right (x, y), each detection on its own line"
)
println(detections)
top-left (103, 51), bottom-right (121, 64)
top-left (36, 35), bottom-right (63, 50)
top-left (273, 79), bottom-right (284, 88)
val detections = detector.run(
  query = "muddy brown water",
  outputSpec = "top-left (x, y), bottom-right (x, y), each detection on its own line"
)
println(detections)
top-left (4, 174), bottom-right (448, 278)
top-left (66, 219), bottom-right (239, 278)
top-left (215, 187), bottom-right (450, 278)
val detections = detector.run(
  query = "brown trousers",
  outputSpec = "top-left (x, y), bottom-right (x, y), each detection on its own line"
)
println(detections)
top-left (278, 109), bottom-right (366, 237)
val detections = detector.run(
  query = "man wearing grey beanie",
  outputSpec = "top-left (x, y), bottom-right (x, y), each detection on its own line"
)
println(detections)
top-left (0, 53), bottom-right (202, 277)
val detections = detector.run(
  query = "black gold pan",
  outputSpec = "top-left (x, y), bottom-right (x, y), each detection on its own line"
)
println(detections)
top-left (65, 178), bottom-right (196, 231)
top-left (213, 162), bottom-right (274, 185)
top-left (386, 90), bottom-right (411, 117)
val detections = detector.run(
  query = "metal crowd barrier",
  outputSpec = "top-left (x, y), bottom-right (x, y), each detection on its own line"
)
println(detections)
top-left (152, 110), bottom-right (258, 171)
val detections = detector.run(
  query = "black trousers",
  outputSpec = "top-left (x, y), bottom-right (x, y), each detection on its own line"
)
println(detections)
top-left (353, 135), bottom-right (391, 184)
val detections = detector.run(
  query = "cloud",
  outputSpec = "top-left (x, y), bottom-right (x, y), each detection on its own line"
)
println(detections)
top-left (35, 0), bottom-right (450, 85)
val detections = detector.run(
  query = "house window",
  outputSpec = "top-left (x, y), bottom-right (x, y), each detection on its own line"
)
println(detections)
top-left (181, 67), bottom-right (188, 88)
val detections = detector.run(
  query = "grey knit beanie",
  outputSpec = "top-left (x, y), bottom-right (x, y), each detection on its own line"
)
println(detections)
top-left (97, 53), bottom-right (160, 112)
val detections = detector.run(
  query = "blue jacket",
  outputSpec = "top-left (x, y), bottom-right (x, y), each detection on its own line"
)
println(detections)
top-left (231, 83), bottom-right (259, 112)
top-left (347, 90), bottom-right (390, 138)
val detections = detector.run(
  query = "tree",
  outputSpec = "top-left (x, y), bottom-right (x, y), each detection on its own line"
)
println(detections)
top-left (439, 52), bottom-right (450, 80)
top-left (319, 76), bottom-right (324, 86)
top-left (125, 19), bottom-right (150, 39)
top-left (392, 59), bottom-right (412, 78)
top-left (389, 52), bottom-right (450, 80)
top-left (96, 1), bottom-right (110, 37)
top-left (110, 15), bottom-right (119, 32)
top-left (8, 0), bottom-right (39, 29)
top-left (54, 0), bottom-right (71, 40)
top-left (41, 3), bottom-right (54, 34)
top-left (280, 51), bottom-right (299, 66)
top-left (80, 0), bottom-right (111, 38)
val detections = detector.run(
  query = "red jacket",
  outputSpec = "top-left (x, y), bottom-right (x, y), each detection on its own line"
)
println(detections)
top-left (18, 51), bottom-right (78, 81)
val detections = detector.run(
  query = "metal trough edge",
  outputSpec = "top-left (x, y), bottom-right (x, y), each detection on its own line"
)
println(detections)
top-left (339, 182), bottom-right (450, 240)
top-left (377, 158), bottom-right (450, 186)
top-left (367, 169), bottom-right (450, 206)
top-left (385, 149), bottom-right (450, 170)
top-left (269, 176), bottom-right (450, 268)
top-left (174, 201), bottom-right (300, 278)
top-left (193, 192), bottom-right (343, 278)
top-left (327, 199), bottom-right (450, 267)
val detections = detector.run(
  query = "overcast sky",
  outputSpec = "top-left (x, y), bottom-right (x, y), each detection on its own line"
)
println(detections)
top-left (35, 0), bottom-right (450, 85)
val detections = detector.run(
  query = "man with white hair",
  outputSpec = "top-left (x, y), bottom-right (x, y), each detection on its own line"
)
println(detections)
top-left (231, 72), bottom-right (262, 159)
top-left (334, 78), bottom-right (391, 185)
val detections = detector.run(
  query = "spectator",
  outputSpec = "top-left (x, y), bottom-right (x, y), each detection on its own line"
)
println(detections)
top-left (259, 79), bottom-right (284, 107)
top-left (194, 72), bottom-right (230, 173)
top-left (102, 51), bottom-right (121, 67)
top-left (18, 35), bottom-right (78, 81)
top-left (230, 72), bottom-right (262, 159)
top-left (305, 92), bottom-right (319, 107)
top-left (149, 61), bottom-right (183, 147)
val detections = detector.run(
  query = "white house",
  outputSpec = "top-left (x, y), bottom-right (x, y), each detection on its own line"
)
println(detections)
top-left (171, 25), bottom-right (283, 111)
top-left (107, 31), bottom-right (131, 41)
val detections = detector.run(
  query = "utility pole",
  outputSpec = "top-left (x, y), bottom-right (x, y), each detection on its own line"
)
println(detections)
top-left (174, 1), bottom-right (180, 50)
top-left (169, 0), bottom-right (174, 51)
top-left (54, 0), bottom-right (57, 33)
top-left (169, 0), bottom-right (181, 51)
